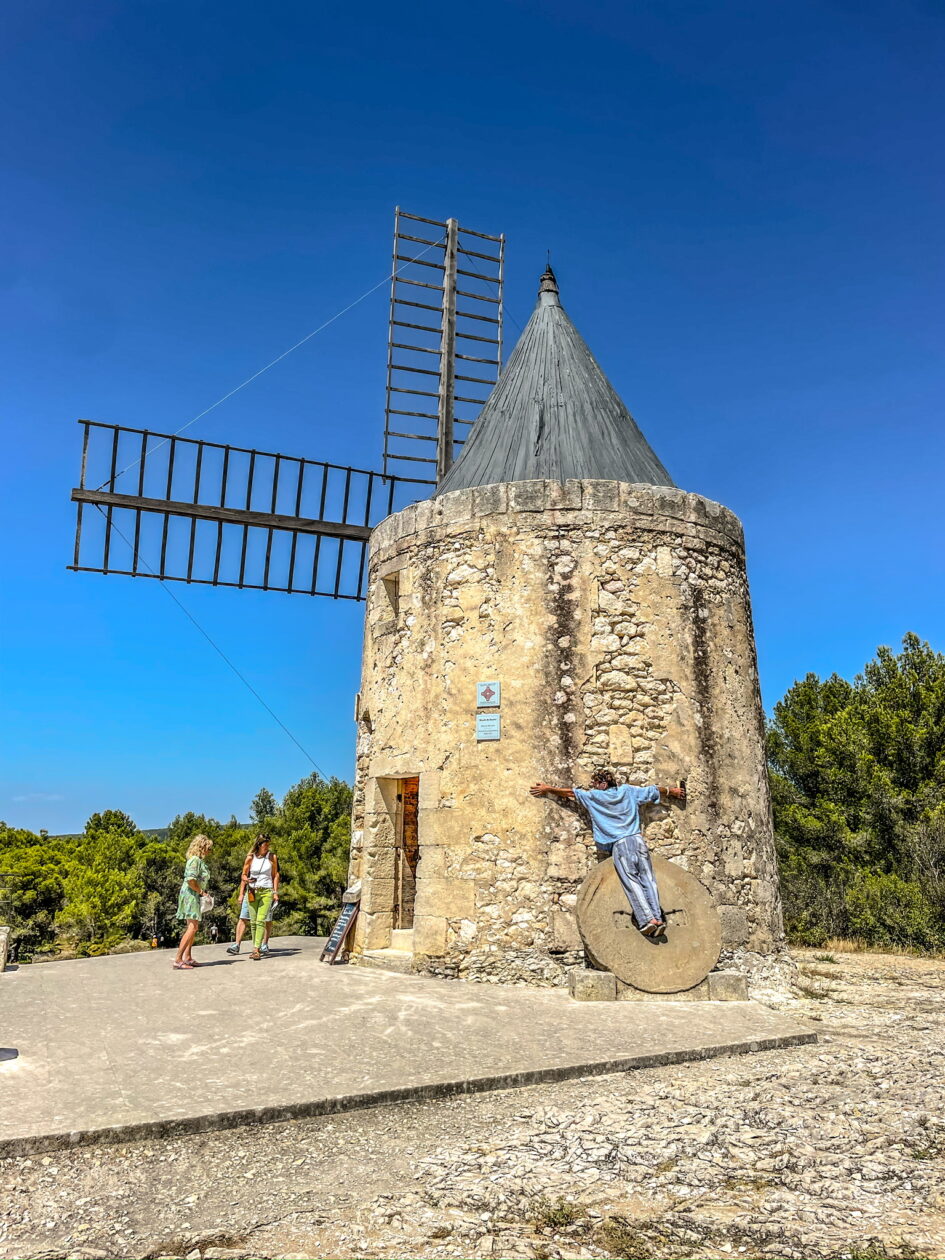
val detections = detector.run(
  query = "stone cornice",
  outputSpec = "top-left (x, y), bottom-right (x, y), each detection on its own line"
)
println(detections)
top-left (370, 481), bottom-right (744, 557)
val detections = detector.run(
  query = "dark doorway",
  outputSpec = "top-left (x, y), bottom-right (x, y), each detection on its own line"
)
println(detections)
top-left (394, 776), bottom-right (420, 930)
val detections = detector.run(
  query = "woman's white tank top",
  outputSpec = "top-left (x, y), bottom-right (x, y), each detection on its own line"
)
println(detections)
top-left (249, 853), bottom-right (273, 889)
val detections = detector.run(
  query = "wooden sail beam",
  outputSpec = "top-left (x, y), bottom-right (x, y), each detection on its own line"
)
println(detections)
top-left (68, 420), bottom-right (410, 599)
top-left (70, 488), bottom-right (372, 542)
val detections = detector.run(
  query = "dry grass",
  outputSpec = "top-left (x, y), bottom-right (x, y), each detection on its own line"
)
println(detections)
top-left (598, 1217), bottom-right (673, 1259)
top-left (795, 978), bottom-right (836, 1000)
top-left (823, 937), bottom-right (945, 959)
top-left (529, 1196), bottom-right (585, 1232)
top-left (801, 964), bottom-right (843, 980)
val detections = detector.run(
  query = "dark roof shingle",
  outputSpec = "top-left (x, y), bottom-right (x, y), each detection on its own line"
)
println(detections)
top-left (437, 267), bottom-right (674, 494)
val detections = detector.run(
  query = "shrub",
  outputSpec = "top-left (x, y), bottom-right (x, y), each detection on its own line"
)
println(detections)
top-left (844, 870), bottom-right (943, 950)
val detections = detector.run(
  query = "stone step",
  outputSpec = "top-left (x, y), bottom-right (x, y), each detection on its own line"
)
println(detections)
top-left (389, 928), bottom-right (414, 952)
top-left (359, 949), bottom-right (415, 975)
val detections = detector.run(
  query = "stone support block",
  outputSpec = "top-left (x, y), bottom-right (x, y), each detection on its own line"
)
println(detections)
top-left (369, 518), bottom-right (394, 551)
top-left (436, 491), bottom-right (474, 527)
top-left (618, 482), bottom-right (655, 515)
top-left (617, 978), bottom-right (711, 1001)
top-left (377, 555), bottom-right (407, 580)
top-left (413, 915), bottom-right (447, 956)
top-left (508, 480), bottom-right (547, 512)
top-left (708, 970), bottom-right (749, 1001)
top-left (361, 877), bottom-right (395, 915)
top-left (551, 909), bottom-right (582, 951)
top-left (364, 848), bottom-right (395, 880)
top-left (364, 778), bottom-right (395, 814)
top-left (545, 480), bottom-right (584, 510)
top-left (684, 494), bottom-right (708, 526)
top-left (718, 905), bottom-right (749, 947)
top-left (418, 771), bottom-right (441, 809)
top-left (457, 584), bottom-right (488, 614)
top-left (581, 481), bottom-right (620, 512)
top-left (547, 843), bottom-right (589, 881)
top-left (418, 809), bottom-right (471, 847)
top-left (364, 810), bottom-right (396, 848)
top-left (569, 967), bottom-right (617, 1001)
top-left (472, 482), bottom-right (508, 518)
top-left (359, 911), bottom-right (393, 951)
top-left (650, 486), bottom-right (688, 521)
top-left (415, 877), bottom-right (476, 919)
top-left (609, 724), bottom-right (635, 765)
top-left (395, 504), bottom-right (418, 539)
top-left (416, 846), bottom-right (448, 878)
top-left (413, 499), bottom-right (435, 534)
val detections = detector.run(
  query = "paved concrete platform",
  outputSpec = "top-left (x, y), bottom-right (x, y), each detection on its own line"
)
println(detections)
top-left (0, 936), bottom-right (816, 1156)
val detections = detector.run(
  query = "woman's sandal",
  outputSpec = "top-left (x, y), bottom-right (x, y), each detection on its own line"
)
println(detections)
top-left (172, 960), bottom-right (193, 970)
top-left (250, 950), bottom-right (261, 961)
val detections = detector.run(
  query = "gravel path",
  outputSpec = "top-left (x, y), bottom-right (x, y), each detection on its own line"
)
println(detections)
top-left (3, 950), bottom-right (944, 1260)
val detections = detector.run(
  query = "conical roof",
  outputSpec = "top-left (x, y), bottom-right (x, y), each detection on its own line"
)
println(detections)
top-left (437, 267), bottom-right (674, 494)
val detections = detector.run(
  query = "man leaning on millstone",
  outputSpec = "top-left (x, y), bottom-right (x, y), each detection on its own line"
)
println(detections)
top-left (530, 769), bottom-right (686, 936)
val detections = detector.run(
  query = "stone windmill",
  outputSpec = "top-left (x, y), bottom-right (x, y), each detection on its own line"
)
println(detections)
top-left (70, 209), bottom-right (787, 995)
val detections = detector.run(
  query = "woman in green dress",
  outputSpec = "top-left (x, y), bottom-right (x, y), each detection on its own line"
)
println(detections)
top-left (174, 833), bottom-right (214, 970)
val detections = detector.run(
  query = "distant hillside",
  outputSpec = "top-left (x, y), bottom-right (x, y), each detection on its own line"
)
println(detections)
top-left (48, 825), bottom-right (251, 842)
top-left (49, 827), bottom-right (171, 842)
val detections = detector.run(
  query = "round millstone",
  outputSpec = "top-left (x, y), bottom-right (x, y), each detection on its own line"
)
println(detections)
top-left (575, 855), bottom-right (722, 993)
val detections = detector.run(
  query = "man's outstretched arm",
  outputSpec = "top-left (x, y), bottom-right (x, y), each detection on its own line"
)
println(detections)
top-left (531, 782), bottom-right (687, 801)
top-left (659, 784), bottom-right (687, 802)
top-left (530, 783), bottom-right (576, 799)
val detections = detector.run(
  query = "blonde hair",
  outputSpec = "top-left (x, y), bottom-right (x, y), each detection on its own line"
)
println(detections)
top-left (186, 833), bottom-right (213, 858)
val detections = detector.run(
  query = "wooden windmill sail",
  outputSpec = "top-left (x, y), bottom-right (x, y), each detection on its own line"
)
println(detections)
top-left (69, 209), bottom-right (505, 601)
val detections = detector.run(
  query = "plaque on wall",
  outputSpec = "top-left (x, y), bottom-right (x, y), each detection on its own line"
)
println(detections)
top-left (476, 713), bottom-right (501, 741)
top-left (476, 680), bottom-right (501, 707)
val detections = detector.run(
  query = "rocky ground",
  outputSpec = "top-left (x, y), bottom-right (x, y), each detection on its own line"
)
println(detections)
top-left (2, 949), bottom-right (944, 1260)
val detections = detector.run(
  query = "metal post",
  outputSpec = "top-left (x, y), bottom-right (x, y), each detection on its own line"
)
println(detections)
top-left (436, 217), bottom-right (459, 481)
top-left (496, 233), bottom-right (506, 372)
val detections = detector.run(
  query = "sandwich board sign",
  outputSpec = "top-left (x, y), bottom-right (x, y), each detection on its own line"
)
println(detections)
top-left (320, 897), bottom-right (359, 964)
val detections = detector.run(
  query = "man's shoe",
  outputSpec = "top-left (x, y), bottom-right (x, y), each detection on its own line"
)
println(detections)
top-left (226, 943), bottom-right (240, 955)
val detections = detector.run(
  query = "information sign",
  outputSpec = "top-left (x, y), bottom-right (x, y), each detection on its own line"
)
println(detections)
top-left (319, 900), bottom-right (359, 963)
top-left (476, 712), bottom-right (501, 741)
top-left (476, 680), bottom-right (501, 707)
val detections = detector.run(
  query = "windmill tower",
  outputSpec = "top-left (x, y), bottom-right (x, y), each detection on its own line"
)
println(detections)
top-left (68, 211), bottom-right (787, 990)
top-left (348, 266), bottom-right (786, 987)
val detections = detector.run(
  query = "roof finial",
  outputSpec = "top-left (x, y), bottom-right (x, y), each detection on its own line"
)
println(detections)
top-left (538, 260), bottom-right (560, 306)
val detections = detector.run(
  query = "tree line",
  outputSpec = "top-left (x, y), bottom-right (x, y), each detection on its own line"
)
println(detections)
top-left (0, 774), bottom-right (351, 960)
top-left (3, 634), bottom-right (943, 961)
top-left (770, 633), bottom-right (945, 951)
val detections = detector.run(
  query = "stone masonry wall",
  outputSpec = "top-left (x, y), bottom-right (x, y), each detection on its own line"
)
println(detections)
top-left (348, 480), bottom-right (786, 987)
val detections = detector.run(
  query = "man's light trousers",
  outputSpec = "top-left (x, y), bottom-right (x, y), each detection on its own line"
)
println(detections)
top-left (612, 834), bottom-right (663, 925)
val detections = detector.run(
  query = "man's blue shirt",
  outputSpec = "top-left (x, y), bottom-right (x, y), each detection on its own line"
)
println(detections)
top-left (572, 784), bottom-right (661, 850)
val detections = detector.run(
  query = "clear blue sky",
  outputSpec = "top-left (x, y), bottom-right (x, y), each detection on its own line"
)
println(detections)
top-left (3, 0), bottom-right (943, 834)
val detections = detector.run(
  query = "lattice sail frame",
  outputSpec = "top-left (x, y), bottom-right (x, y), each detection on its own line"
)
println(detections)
top-left (70, 421), bottom-right (410, 600)
top-left (383, 209), bottom-right (505, 484)
top-left (68, 208), bottom-right (507, 600)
